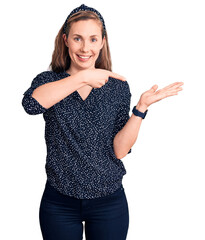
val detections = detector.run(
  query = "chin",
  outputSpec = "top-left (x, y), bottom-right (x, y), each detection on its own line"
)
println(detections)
top-left (78, 63), bottom-right (96, 70)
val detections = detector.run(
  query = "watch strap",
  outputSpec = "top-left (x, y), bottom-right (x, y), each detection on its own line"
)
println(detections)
top-left (132, 106), bottom-right (148, 119)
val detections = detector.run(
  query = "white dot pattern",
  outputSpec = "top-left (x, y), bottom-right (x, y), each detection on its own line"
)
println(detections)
top-left (63, 4), bottom-right (106, 35)
top-left (22, 71), bottom-right (132, 199)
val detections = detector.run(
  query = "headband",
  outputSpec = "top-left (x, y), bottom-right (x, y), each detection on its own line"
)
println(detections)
top-left (63, 4), bottom-right (106, 35)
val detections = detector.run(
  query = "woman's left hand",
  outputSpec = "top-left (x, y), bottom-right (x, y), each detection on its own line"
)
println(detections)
top-left (138, 82), bottom-right (184, 110)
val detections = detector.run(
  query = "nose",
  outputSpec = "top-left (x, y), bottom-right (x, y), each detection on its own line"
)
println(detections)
top-left (81, 40), bottom-right (90, 52)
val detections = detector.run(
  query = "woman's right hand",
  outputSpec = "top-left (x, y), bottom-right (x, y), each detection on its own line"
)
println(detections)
top-left (76, 69), bottom-right (127, 88)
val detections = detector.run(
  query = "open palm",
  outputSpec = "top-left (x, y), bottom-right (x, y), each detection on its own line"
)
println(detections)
top-left (139, 82), bottom-right (184, 108)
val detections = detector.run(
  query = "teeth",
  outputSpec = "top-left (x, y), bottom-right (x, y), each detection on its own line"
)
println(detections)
top-left (78, 55), bottom-right (90, 59)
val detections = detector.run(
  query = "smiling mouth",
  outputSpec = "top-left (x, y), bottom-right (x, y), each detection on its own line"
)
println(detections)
top-left (77, 54), bottom-right (92, 59)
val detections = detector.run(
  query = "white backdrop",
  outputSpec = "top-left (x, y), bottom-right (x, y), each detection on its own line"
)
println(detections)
top-left (1, 0), bottom-right (205, 239)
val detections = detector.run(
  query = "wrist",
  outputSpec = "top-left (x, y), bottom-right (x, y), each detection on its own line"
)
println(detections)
top-left (136, 102), bottom-right (148, 112)
top-left (75, 70), bottom-right (89, 86)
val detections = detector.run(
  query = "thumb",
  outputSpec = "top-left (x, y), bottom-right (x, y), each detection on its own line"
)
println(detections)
top-left (149, 84), bottom-right (158, 92)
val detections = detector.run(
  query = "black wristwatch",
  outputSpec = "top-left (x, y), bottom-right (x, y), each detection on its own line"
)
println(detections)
top-left (132, 106), bottom-right (148, 119)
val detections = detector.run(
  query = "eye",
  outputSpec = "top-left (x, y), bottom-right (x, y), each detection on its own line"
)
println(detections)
top-left (74, 37), bottom-right (81, 42)
top-left (91, 38), bottom-right (97, 42)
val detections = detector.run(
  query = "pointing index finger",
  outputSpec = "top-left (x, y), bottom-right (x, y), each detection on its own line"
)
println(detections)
top-left (109, 72), bottom-right (127, 81)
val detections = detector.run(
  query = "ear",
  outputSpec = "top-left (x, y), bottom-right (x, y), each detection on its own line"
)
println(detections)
top-left (100, 36), bottom-right (106, 49)
top-left (63, 34), bottom-right (69, 48)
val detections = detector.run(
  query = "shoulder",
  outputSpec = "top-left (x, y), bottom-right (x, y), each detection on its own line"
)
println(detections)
top-left (31, 70), bottom-right (67, 85)
top-left (33, 70), bottom-right (56, 81)
top-left (108, 76), bottom-right (132, 98)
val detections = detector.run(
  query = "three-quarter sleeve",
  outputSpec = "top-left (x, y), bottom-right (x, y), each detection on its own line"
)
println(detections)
top-left (22, 71), bottom-right (54, 115)
top-left (111, 82), bottom-right (132, 154)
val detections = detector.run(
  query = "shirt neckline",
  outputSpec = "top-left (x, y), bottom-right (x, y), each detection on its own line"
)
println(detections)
top-left (63, 71), bottom-right (95, 103)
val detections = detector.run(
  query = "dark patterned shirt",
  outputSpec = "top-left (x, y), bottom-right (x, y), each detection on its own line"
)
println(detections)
top-left (22, 71), bottom-right (132, 199)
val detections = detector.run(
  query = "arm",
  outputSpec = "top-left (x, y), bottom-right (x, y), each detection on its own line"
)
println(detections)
top-left (22, 71), bottom-right (87, 115)
top-left (113, 82), bottom-right (184, 159)
top-left (31, 74), bottom-right (87, 109)
top-left (22, 69), bottom-right (126, 115)
top-left (113, 103), bottom-right (147, 159)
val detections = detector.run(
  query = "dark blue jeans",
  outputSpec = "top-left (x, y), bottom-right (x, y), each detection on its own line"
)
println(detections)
top-left (39, 180), bottom-right (129, 240)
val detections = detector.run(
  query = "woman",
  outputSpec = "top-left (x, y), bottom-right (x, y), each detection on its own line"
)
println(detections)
top-left (22, 4), bottom-right (183, 240)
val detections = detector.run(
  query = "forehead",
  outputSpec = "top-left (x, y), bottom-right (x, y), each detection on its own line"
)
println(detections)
top-left (69, 19), bottom-right (102, 35)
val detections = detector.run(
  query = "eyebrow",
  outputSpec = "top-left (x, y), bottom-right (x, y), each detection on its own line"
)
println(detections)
top-left (72, 34), bottom-right (99, 38)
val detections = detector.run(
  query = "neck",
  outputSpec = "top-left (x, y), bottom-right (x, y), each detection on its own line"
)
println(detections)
top-left (67, 63), bottom-right (95, 75)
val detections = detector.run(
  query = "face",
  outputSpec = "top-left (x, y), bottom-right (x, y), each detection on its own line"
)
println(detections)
top-left (63, 19), bottom-right (105, 73)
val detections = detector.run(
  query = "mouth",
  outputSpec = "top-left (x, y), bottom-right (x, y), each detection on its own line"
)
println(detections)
top-left (76, 54), bottom-right (92, 61)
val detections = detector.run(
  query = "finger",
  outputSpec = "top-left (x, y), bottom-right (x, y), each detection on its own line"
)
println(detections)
top-left (163, 88), bottom-right (183, 97)
top-left (164, 92), bottom-right (180, 97)
top-left (156, 91), bottom-right (178, 101)
top-left (170, 82), bottom-right (184, 89)
top-left (176, 87), bottom-right (183, 91)
top-left (166, 86), bottom-right (183, 93)
top-left (149, 84), bottom-right (158, 92)
top-left (164, 82), bottom-right (184, 90)
top-left (109, 72), bottom-right (127, 81)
